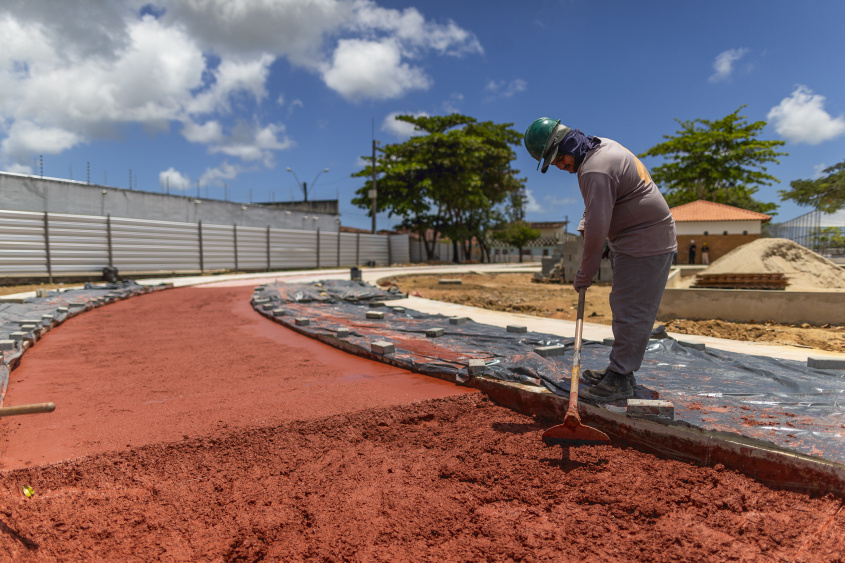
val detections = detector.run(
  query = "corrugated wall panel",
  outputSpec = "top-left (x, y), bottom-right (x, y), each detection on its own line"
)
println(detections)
top-left (0, 210), bottom-right (48, 274)
top-left (358, 234), bottom-right (389, 266)
top-left (318, 231), bottom-right (341, 268)
top-left (339, 233), bottom-right (359, 266)
top-left (46, 213), bottom-right (109, 272)
top-left (110, 217), bottom-right (201, 271)
top-left (389, 234), bottom-right (410, 265)
top-left (235, 226), bottom-right (267, 271)
top-left (270, 229), bottom-right (317, 270)
top-left (201, 223), bottom-right (236, 271)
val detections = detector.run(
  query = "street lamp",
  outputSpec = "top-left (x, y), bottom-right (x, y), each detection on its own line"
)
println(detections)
top-left (286, 167), bottom-right (329, 202)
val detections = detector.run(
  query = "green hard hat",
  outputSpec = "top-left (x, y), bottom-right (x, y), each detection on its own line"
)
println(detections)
top-left (524, 117), bottom-right (572, 173)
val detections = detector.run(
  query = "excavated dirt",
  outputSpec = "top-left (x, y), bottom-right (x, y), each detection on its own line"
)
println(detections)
top-left (0, 282), bottom-right (843, 560)
top-left (381, 273), bottom-right (845, 353)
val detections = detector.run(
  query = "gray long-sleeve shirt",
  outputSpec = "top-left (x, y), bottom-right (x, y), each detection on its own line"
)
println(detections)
top-left (575, 138), bottom-right (676, 287)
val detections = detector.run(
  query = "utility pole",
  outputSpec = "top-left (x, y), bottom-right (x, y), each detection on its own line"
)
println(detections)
top-left (371, 139), bottom-right (378, 234)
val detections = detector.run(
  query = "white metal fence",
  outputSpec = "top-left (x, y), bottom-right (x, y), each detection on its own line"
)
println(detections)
top-left (0, 209), bottom-right (410, 279)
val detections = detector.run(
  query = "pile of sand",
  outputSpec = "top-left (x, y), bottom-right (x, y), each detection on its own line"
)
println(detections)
top-left (703, 238), bottom-right (845, 289)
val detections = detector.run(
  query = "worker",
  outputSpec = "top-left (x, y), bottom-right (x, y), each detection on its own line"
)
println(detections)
top-left (688, 239), bottom-right (697, 264)
top-left (523, 118), bottom-right (676, 402)
top-left (701, 242), bottom-right (710, 265)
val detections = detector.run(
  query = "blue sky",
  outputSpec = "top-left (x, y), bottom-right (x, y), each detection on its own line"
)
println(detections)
top-left (2, 0), bottom-right (844, 231)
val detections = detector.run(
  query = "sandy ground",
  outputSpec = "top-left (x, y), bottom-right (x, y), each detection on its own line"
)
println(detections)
top-left (381, 273), bottom-right (845, 353)
top-left (0, 282), bottom-right (842, 560)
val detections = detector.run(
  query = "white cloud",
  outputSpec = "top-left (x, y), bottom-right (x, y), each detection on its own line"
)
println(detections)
top-left (6, 162), bottom-right (33, 174)
top-left (484, 78), bottom-right (527, 100)
top-left (207, 121), bottom-right (293, 165)
top-left (199, 161), bottom-right (245, 187)
top-left (767, 85), bottom-right (845, 144)
top-left (159, 166), bottom-right (191, 191)
top-left (382, 112), bottom-right (429, 137)
top-left (813, 162), bottom-right (828, 179)
top-left (161, 0), bottom-right (349, 66)
top-left (442, 92), bottom-right (464, 114)
top-left (186, 54), bottom-right (273, 114)
top-left (709, 48), bottom-right (749, 83)
top-left (348, 2), bottom-right (482, 57)
top-left (182, 120), bottom-right (224, 144)
top-left (162, 0), bottom-right (480, 100)
top-left (0, 0), bottom-right (482, 167)
top-left (288, 99), bottom-right (304, 114)
top-left (524, 189), bottom-right (541, 213)
top-left (542, 194), bottom-right (580, 209)
top-left (0, 121), bottom-right (82, 162)
top-left (322, 38), bottom-right (430, 101)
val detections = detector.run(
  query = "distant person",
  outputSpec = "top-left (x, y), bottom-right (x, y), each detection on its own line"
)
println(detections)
top-left (701, 242), bottom-right (710, 265)
top-left (523, 117), bottom-right (676, 403)
top-left (688, 239), bottom-right (696, 264)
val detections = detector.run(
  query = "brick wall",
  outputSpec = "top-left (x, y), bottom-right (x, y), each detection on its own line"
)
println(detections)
top-left (676, 234), bottom-right (761, 265)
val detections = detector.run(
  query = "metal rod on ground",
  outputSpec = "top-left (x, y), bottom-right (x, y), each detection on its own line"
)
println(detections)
top-left (0, 403), bottom-right (56, 418)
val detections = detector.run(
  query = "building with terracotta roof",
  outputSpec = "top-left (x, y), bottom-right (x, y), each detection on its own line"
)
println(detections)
top-left (670, 200), bottom-right (772, 265)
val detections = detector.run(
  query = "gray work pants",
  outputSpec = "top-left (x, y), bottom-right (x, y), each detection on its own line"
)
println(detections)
top-left (606, 251), bottom-right (674, 374)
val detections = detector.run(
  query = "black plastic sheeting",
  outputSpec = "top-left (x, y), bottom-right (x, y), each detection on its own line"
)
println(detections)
top-left (255, 280), bottom-right (845, 465)
top-left (0, 280), bottom-right (166, 401)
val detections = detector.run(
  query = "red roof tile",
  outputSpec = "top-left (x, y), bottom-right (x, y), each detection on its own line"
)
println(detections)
top-left (670, 200), bottom-right (772, 223)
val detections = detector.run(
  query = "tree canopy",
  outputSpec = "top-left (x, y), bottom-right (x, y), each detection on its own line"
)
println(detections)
top-left (779, 159), bottom-right (845, 214)
top-left (351, 113), bottom-right (526, 261)
top-left (638, 106), bottom-right (786, 215)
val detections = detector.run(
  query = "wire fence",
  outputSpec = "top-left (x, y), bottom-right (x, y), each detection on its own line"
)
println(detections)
top-left (768, 208), bottom-right (845, 259)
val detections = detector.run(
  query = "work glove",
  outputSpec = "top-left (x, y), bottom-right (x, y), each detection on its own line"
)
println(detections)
top-left (573, 269), bottom-right (592, 291)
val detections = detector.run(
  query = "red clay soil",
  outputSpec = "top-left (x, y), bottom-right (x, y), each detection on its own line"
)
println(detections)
top-left (0, 285), bottom-right (842, 561)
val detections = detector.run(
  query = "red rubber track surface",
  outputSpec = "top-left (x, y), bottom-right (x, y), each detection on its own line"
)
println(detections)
top-left (0, 285), bottom-right (841, 561)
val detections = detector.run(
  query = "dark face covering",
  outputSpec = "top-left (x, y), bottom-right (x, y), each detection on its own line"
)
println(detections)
top-left (558, 129), bottom-right (601, 171)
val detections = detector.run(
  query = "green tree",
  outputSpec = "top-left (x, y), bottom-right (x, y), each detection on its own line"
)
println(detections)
top-left (639, 106), bottom-right (786, 215)
top-left (351, 114), bottom-right (525, 262)
top-left (491, 221), bottom-right (540, 263)
top-left (780, 160), bottom-right (845, 214)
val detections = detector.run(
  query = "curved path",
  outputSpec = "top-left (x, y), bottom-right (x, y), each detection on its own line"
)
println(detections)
top-left (0, 282), bottom-right (473, 468)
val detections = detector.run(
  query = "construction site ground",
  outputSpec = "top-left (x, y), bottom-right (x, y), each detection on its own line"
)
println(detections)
top-left (380, 272), bottom-right (845, 353)
top-left (0, 265), bottom-right (842, 561)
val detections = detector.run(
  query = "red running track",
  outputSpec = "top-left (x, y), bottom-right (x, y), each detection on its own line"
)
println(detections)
top-left (0, 284), bottom-right (474, 469)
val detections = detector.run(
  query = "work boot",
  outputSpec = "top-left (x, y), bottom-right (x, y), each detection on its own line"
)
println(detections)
top-left (581, 368), bottom-right (608, 385)
top-left (582, 368), bottom-right (637, 387)
top-left (581, 369), bottom-right (635, 403)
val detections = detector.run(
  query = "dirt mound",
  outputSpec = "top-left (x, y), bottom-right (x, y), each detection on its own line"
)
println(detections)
top-left (703, 238), bottom-right (845, 289)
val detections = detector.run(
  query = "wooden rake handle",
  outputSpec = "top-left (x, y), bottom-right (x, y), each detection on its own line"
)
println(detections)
top-left (563, 288), bottom-right (586, 427)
